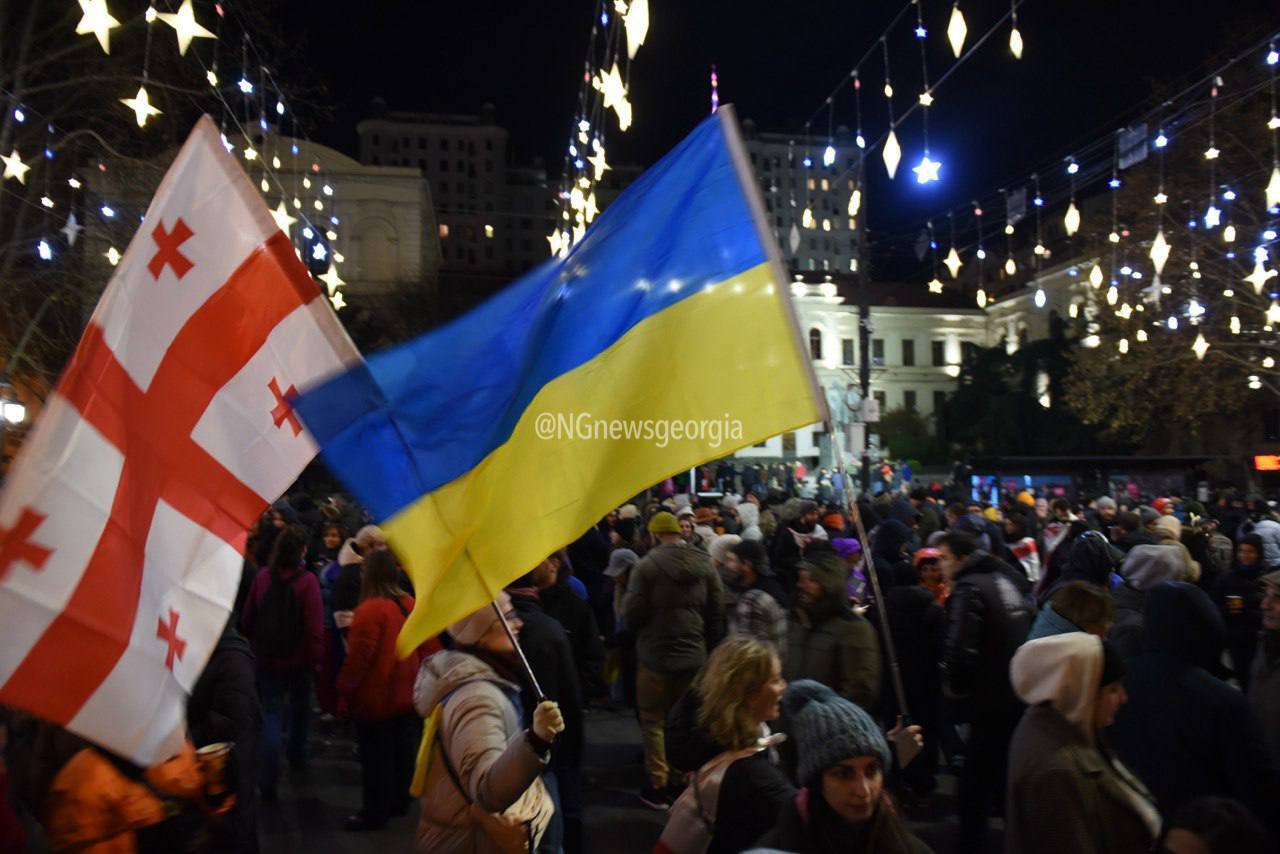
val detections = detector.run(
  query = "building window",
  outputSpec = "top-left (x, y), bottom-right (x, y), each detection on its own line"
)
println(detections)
top-left (821, 178), bottom-right (829, 191)
top-left (931, 340), bottom-right (946, 366)
top-left (485, 138), bottom-right (494, 151)
top-left (441, 138), bottom-right (449, 151)
top-left (440, 160), bottom-right (449, 172)
top-left (904, 390), bottom-right (917, 412)
top-left (371, 133), bottom-right (381, 146)
top-left (807, 178), bottom-right (816, 190)
top-left (872, 338), bottom-right (885, 367)
top-left (902, 339), bottom-right (915, 367)
top-left (841, 338), bottom-right (855, 366)
top-left (809, 328), bottom-right (823, 360)
top-left (873, 390), bottom-right (887, 411)
top-left (418, 138), bottom-right (427, 150)
top-left (934, 390), bottom-right (947, 416)
top-left (438, 223), bottom-right (449, 238)
top-left (485, 160), bottom-right (493, 172)
top-left (484, 224), bottom-right (494, 238)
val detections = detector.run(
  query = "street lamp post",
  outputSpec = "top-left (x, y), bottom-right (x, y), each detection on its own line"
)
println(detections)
top-left (854, 155), bottom-right (872, 496)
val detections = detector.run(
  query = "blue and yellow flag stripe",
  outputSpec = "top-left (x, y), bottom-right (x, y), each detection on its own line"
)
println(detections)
top-left (296, 107), bottom-right (825, 653)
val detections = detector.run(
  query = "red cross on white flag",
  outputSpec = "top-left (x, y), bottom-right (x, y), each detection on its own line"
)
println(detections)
top-left (0, 116), bottom-right (361, 765)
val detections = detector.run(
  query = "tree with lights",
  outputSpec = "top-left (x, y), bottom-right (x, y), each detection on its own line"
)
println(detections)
top-left (1062, 55), bottom-right (1280, 452)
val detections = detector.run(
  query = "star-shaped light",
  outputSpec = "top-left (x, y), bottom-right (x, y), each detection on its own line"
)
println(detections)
top-left (329, 290), bottom-right (347, 311)
top-left (120, 85), bottom-right (161, 128)
top-left (547, 229), bottom-right (565, 256)
top-left (594, 64), bottom-right (632, 131)
top-left (1204, 204), bottom-right (1221, 228)
top-left (1192, 333), bottom-right (1210, 360)
top-left (311, 242), bottom-right (328, 261)
top-left (947, 4), bottom-right (968, 57)
top-left (156, 0), bottom-right (215, 55)
top-left (1, 149), bottom-right (30, 184)
top-left (944, 247), bottom-right (962, 278)
top-left (1154, 191), bottom-right (1168, 205)
top-left (918, 91), bottom-right (934, 107)
top-left (1009, 25), bottom-right (1024, 59)
top-left (76, 0), bottom-right (120, 54)
top-left (318, 264), bottom-right (345, 295)
top-left (584, 192), bottom-right (599, 223)
top-left (1203, 146), bottom-right (1220, 160)
top-left (270, 201), bottom-right (297, 233)
top-left (572, 222), bottom-right (586, 244)
top-left (882, 130), bottom-right (902, 179)
top-left (913, 153), bottom-right (941, 184)
top-left (1149, 229), bottom-right (1170, 275)
top-left (1245, 260), bottom-right (1278, 294)
top-left (1267, 166), bottom-right (1280, 211)
top-left (1089, 264), bottom-right (1103, 288)
top-left (1063, 201), bottom-right (1080, 236)
top-left (623, 0), bottom-right (649, 59)
top-left (927, 277), bottom-right (944, 294)
top-left (1269, 115), bottom-right (1280, 131)
top-left (61, 211), bottom-right (83, 246)
top-left (587, 145), bottom-right (609, 181)
top-left (105, 246), bottom-right (121, 266)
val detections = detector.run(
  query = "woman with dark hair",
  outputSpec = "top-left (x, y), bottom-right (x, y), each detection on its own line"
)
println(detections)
top-left (760, 680), bottom-right (930, 853)
top-left (336, 550), bottom-right (441, 830)
top-left (239, 524), bottom-right (323, 803)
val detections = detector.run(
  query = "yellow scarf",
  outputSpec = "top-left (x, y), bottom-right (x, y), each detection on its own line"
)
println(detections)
top-left (409, 703), bottom-right (443, 798)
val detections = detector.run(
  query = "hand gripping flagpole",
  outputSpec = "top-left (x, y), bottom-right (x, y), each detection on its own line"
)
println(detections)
top-left (830, 427), bottom-right (910, 722)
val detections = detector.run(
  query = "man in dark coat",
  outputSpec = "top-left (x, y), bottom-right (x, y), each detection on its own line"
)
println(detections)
top-left (506, 567), bottom-right (586, 854)
top-left (188, 621), bottom-right (262, 853)
top-left (770, 499), bottom-right (824, 592)
top-left (937, 530), bottom-right (1034, 852)
top-left (1110, 581), bottom-right (1278, 835)
top-left (538, 552), bottom-right (606, 703)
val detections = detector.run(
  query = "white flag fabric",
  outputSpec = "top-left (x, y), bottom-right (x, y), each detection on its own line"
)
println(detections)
top-left (0, 115), bottom-right (360, 765)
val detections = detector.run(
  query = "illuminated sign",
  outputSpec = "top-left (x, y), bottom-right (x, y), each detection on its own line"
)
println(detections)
top-left (1254, 455), bottom-right (1280, 472)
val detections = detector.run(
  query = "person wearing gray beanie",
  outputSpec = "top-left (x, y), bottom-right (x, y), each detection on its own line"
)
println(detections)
top-left (758, 680), bottom-right (930, 853)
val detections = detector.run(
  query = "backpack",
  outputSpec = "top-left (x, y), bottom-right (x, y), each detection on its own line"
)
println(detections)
top-left (253, 569), bottom-right (304, 659)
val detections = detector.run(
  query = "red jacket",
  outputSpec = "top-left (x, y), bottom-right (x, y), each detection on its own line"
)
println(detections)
top-left (336, 595), bottom-right (442, 720)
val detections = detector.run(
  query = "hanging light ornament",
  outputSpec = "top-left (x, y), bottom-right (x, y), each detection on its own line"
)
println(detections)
top-left (947, 3), bottom-right (968, 57)
top-left (1267, 167), bottom-right (1280, 211)
top-left (622, 0), bottom-right (649, 58)
top-left (1230, 316), bottom-right (1241, 334)
top-left (1118, 338), bottom-right (1129, 354)
top-left (1089, 263), bottom-right (1104, 288)
top-left (1, 149), bottom-right (30, 184)
top-left (1245, 260), bottom-right (1278, 293)
top-left (944, 246), bottom-right (962, 278)
top-left (913, 152), bottom-right (941, 184)
top-left (1224, 224), bottom-right (1237, 242)
top-left (927, 278), bottom-right (944, 294)
top-left (1034, 287), bottom-right (1047, 308)
top-left (976, 288), bottom-right (988, 308)
top-left (1149, 229), bottom-right (1170, 275)
top-left (882, 130), bottom-right (901, 179)
top-left (75, 0), bottom-right (120, 54)
top-left (593, 64), bottom-right (633, 131)
top-left (1269, 301), bottom-right (1280, 326)
top-left (1192, 333), bottom-right (1210, 360)
top-left (1009, 6), bottom-right (1024, 59)
top-left (1106, 285), bottom-right (1119, 306)
top-left (156, 0), bottom-right (215, 55)
top-left (1004, 256), bottom-right (1017, 276)
top-left (848, 188), bottom-right (861, 217)
top-left (1063, 201), bottom-right (1080, 236)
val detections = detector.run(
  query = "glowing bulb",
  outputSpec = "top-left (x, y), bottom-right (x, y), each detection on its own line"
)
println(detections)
top-left (1137, 329), bottom-right (1148, 343)
top-left (1034, 287), bottom-right (1046, 308)
top-left (1266, 356), bottom-right (1277, 369)
top-left (1225, 224), bottom-right (1237, 243)
top-left (913, 153), bottom-right (941, 184)
top-left (1204, 205), bottom-right (1221, 229)
top-left (823, 145), bottom-right (836, 168)
top-left (882, 130), bottom-right (901, 179)
top-left (976, 288), bottom-right (987, 308)
top-left (944, 247), bottom-right (962, 278)
top-left (947, 3), bottom-right (968, 57)
top-left (1063, 202), bottom-right (1080, 236)
top-left (1118, 338), bottom-right (1129, 354)
top-left (927, 277), bottom-right (944, 294)
top-left (1155, 131), bottom-right (1168, 148)
top-left (1268, 48), bottom-right (1279, 66)
top-left (1231, 316), bottom-right (1241, 334)
top-left (238, 77), bottom-right (254, 94)
top-left (1109, 231), bottom-right (1121, 244)
top-left (105, 246), bottom-right (121, 265)
top-left (1167, 316), bottom-right (1178, 330)
top-left (40, 195), bottom-right (53, 209)
top-left (36, 238), bottom-right (52, 260)
top-left (1005, 256), bottom-right (1017, 275)
top-left (1009, 26), bottom-right (1023, 59)
top-left (1066, 160), bottom-right (1079, 175)
top-left (1204, 146), bottom-right (1220, 160)
top-left (856, 133), bottom-right (866, 149)
top-left (848, 189), bottom-right (861, 217)
top-left (1267, 167), bottom-right (1280, 211)
top-left (976, 248), bottom-right (987, 260)
top-left (1106, 286), bottom-right (1118, 306)
top-left (100, 205), bottom-right (114, 218)
top-left (1069, 303), bottom-right (1079, 319)
top-left (1268, 301), bottom-right (1280, 327)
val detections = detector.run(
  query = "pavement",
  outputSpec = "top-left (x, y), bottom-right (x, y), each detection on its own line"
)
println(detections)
top-left (260, 706), bottom-right (989, 853)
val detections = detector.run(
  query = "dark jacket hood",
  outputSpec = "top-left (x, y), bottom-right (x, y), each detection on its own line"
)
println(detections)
top-left (872, 519), bottom-right (913, 564)
top-left (1141, 581), bottom-right (1225, 671)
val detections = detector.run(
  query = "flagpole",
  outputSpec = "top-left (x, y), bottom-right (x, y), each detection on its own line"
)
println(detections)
top-left (475, 567), bottom-right (547, 702)
top-left (831, 434), bottom-right (910, 721)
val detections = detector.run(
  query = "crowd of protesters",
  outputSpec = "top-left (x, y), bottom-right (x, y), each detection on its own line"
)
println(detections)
top-left (4, 471), bottom-right (1280, 853)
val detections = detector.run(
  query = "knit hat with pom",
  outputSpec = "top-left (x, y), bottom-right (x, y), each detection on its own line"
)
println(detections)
top-left (783, 679), bottom-right (890, 786)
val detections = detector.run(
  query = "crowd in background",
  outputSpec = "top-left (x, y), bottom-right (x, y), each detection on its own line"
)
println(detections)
top-left (4, 471), bottom-right (1280, 853)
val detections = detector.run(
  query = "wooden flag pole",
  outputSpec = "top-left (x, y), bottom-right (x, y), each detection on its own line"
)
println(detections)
top-left (831, 432), bottom-right (910, 722)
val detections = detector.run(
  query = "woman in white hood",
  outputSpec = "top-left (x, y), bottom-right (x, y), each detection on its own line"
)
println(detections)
top-left (1005, 633), bottom-right (1160, 854)
top-left (737, 502), bottom-right (763, 542)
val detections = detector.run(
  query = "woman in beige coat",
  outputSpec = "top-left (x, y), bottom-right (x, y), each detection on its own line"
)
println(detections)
top-left (1005, 633), bottom-right (1161, 854)
top-left (413, 593), bottom-right (564, 853)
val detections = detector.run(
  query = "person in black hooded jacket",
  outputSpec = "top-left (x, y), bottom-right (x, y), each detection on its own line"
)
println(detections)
top-left (1109, 581), bottom-right (1278, 836)
top-left (1036, 529), bottom-right (1122, 607)
top-left (1216, 533), bottom-right (1272, 691)
top-left (188, 620), bottom-right (262, 853)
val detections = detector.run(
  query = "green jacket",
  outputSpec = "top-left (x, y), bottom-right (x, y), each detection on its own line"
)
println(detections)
top-left (784, 593), bottom-right (882, 712)
top-left (622, 543), bottom-right (726, 673)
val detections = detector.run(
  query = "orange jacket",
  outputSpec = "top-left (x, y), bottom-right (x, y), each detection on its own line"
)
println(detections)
top-left (43, 742), bottom-right (210, 853)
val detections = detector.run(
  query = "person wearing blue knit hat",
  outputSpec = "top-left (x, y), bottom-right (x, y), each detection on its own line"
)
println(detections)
top-left (759, 680), bottom-right (931, 853)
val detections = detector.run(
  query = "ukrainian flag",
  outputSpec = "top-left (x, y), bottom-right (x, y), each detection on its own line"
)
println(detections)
top-left (295, 106), bottom-right (827, 654)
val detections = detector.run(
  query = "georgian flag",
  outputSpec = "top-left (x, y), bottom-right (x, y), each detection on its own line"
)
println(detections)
top-left (0, 116), bottom-right (360, 765)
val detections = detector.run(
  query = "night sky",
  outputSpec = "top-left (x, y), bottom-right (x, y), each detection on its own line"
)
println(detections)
top-left (288, 0), bottom-right (1277, 274)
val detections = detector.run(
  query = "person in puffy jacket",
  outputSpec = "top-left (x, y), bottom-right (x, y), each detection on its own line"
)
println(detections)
top-left (337, 550), bottom-right (442, 831)
top-left (412, 594), bottom-right (564, 853)
top-left (1216, 533), bottom-right (1271, 690)
top-left (936, 530), bottom-right (1033, 852)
